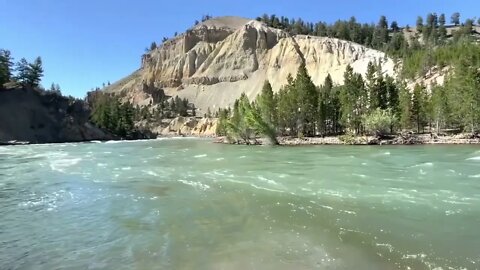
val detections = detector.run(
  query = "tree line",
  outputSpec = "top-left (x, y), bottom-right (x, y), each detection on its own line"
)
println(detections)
top-left (87, 89), bottom-right (197, 137)
top-left (0, 49), bottom-right (44, 89)
top-left (256, 12), bottom-right (478, 57)
top-left (218, 49), bottom-right (480, 144)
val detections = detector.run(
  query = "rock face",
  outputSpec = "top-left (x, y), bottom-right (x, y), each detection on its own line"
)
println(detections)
top-left (0, 87), bottom-right (113, 144)
top-left (106, 16), bottom-right (396, 113)
top-left (152, 117), bottom-right (217, 137)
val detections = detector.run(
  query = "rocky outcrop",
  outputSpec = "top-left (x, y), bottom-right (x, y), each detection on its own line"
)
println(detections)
top-left (152, 117), bottom-right (217, 137)
top-left (106, 16), bottom-right (396, 114)
top-left (0, 87), bottom-right (113, 144)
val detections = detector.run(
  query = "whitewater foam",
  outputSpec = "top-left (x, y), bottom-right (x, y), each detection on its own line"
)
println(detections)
top-left (194, 154), bottom-right (207, 158)
top-left (257, 176), bottom-right (279, 186)
top-left (249, 184), bottom-right (284, 193)
top-left (178, 180), bottom-right (210, 191)
top-left (466, 156), bottom-right (480, 161)
top-left (50, 158), bottom-right (82, 172)
top-left (412, 162), bottom-right (434, 168)
top-left (145, 170), bottom-right (159, 176)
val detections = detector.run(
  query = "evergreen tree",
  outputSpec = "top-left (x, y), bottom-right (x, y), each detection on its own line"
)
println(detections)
top-left (340, 65), bottom-right (367, 134)
top-left (390, 21), bottom-right (399, 32)
top-left (49, 83), bottom-right (61, 95)
top-left (15, 58), bottom-right (31, 87)
top-left (372, 16), bottom-right (389, 49)
top-left (27, 57), bottom-right (43, 87)
top-left (150, 42), bottom-right (157, 51)
top-left (169, 98), bottom-right (176, 115)
top-left (256, 80), bottom-right (277, 127)
top-left (294, 64), bottom-right (318, 137)
top-left (0, 49), bottom-right (14, 87)
top-left (451, 12), bottom-right (460, 26)
top-left (216, 109), bottom-right (229, 136)
top-left (411, 84), bottom-right (429, 133)
top-left (438, 14), bottom-right (447, 42)
top-left (365, 61), bottom-right (377, 110)
top-left (430, 84), bottom-right (451, 133)
top-left (416, 16), bottom-right (424, 33)
top-left (365, 62), bottom-right (387, 111)
top-left (317, 74), bottom-right (335, 135)
top-left (276, 74), bottom-right (297, 135)
top-left (385, 75), bottom-right (399, 115)
top-left (398, 82), bottom-right (412, 130)
top-left (446, 48), bottom-right (480, 132)
top-left (388, 32), bottom-right (408, 57)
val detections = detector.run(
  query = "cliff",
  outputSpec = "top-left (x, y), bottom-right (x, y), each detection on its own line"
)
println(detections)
top-left (106, 16), bottom-right (396, 114)
top-left (0, 86), bottom-right (113, 144)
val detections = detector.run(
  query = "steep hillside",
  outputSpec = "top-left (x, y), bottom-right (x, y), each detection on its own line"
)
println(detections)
top-left (106, 16), bottom-right (396, 113)
top-left (0, 86), bottom-right (112, 144)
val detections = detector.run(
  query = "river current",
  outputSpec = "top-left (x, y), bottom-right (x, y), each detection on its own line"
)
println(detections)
top-left (1, 138), bottom-right (479, 269)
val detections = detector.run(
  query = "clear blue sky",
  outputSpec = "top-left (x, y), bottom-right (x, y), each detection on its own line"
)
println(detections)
top-left (1, 0), bottom-right (478, 97)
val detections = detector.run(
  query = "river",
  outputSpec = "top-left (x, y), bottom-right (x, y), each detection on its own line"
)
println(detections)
top-left (1, 138), bottom-right (479, 269)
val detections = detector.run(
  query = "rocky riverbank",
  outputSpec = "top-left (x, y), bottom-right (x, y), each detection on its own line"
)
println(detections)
top-left (214, 133), bottom-right (480, 146)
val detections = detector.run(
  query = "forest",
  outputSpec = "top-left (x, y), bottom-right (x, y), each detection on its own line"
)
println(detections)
top-left (217, 13), bottom-right (480, 144)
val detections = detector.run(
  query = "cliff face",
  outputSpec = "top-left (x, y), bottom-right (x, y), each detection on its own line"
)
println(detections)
top-left (106, 16), bottom-right (396, 113)
top-left (0, 87), bottom-right (112, 144)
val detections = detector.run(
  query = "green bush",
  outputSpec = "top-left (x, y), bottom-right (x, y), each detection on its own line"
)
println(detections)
top-left (363, 108), bottom-right (397, 136)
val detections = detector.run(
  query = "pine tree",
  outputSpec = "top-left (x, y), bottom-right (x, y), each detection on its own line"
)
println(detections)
top-left (371, 16), bottom-right (389, 49)
top-left (398, 82), bottom-right (412, 130)
top-left (0, 49), bottom-right (14, 87)
top-left (430, 84), bottom-right (450, 133)
top-left (438, 14), bottom-right (447, 42)
top-left (446, 49), bottom-right (480, 132)
top-left (385, 75), bottom-right (399, 114)
top-left (416, 16), bottom-right (424, 33)
top-left (365, 61), bottom-right (377, 110)
top-left (256, 80), bottom-right (277, 127)
top-left (318, 74), bottom-right (334, 135)
top-left (294, 63), bottom-right (318, 137)
top-left (390, 21), bottom-right (399, 32)
top-left (451, 12), bottom-right (460, 26)
top-left (15, 58), bottom-right (31, 87)
top-left (276, 74), bottom-right (297, 135)
top-left (411, 84), bottom-right (429, 133)
top-left (27, 57), bottom-right (43, 87)
top-left (150, 42), bottom-right (157, 51)
top-left (340, 65), bottom-right (366, 134)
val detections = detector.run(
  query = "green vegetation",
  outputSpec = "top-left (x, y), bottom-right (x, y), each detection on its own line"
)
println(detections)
top-left (0, 49), bottom-right (14, 88)
top-left (363, 108), bottom-right (397, 136)
top-left (0, 50), bottom-right (43, 89)
top-left (213, 12), bottom-right (480, 142)
top-left (221, 48), bottom-right (480, 141)
top-left (88, 92), bottom-right (136, 137)
top-left (217, 93), bottom-right (278, 145)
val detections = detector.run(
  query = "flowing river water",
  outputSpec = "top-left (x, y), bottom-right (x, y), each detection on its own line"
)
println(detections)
top-left (1, 138), bottom-right (479, 269)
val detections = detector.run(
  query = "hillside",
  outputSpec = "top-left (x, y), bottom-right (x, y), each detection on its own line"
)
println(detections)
top-left (0, 86), bottom-right (112, 144)
top-left (106, 16), bottom-right (395, 113)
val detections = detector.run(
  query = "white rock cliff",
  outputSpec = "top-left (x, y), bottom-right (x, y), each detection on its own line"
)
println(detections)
top-left (106, 16), bottom-right (396, 113)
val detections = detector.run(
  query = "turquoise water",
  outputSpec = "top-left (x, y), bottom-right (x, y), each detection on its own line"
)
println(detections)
top-left (1, 139), bottom-right (479, 269)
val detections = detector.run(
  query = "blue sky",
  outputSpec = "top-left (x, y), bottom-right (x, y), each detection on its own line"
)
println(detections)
top-left (1, 0), bottom-right (478, 97)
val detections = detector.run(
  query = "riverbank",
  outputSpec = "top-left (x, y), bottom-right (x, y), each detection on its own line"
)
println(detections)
top-left (215, 133), bottom-right (480, 145)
